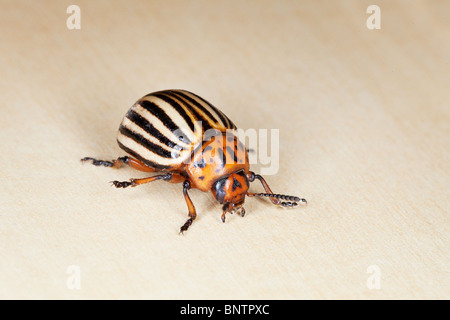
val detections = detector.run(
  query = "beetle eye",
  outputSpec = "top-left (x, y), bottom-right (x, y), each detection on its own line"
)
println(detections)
top-left (212, 177), bottom-right (227, 203)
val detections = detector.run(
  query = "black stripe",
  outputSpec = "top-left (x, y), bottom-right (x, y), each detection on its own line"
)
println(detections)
top-left (170, 91), bottom-right (217, 130)
top-left (232, 177), bottom-right (242, 191)
top-left (164, 91), bottom-right (210, 131)
top-left (139, 100), bottom-right (191, 144)
top-left (184, 90), bottom-right (236, 129)
top-left (125, 109), bottom-right (184, 150)
top-left (119, 126), bottom-right (179, 159)
top-left (193, 158), bottom-right (206, 168)
top-left (168, 91), bottom-right (214, 132)
top-left (172, 90), bottom-right (219, 123)
top-left (117, 140), bottom-right (171, 170)
top-left (228, 118), bottom-right (237, 130)
top-left (152, 92), bottom-right (196, 132)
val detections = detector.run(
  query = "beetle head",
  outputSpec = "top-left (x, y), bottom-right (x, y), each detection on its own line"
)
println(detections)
top-left (211, 170), bottom-right (249, 214)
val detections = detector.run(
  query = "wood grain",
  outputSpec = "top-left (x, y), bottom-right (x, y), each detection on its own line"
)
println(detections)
top-left (0, 0), bottom-right (448, 299)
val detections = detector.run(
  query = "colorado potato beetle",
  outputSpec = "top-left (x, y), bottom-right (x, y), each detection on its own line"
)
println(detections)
top-left (82, 90), bottom-right (306, 233)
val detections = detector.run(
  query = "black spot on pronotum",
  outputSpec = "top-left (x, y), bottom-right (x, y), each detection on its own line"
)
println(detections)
top-left (232, 177), bottom-right (242, 191)
top-left (199, 176), bottom-right (205, 180)
top-left (193, 158), bottom-right (206, 168)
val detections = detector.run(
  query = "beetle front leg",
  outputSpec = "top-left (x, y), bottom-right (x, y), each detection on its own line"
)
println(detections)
top-left (179, 180), bottom-right (197, 234)
top-left (220, 203), bottom-right (234, 223)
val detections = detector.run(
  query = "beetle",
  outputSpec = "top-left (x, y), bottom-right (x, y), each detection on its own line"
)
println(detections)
top-left (82, 89), bottom-right (306, 233)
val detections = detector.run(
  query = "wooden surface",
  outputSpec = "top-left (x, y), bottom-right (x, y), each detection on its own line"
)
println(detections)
top-left (0, 0), bottom-right (449, 299)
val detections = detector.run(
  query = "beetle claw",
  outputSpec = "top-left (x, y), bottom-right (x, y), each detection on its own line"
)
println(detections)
top-left (81, 157), bottom-right (114, 167)
top-left (179, 217), bottom-right (193, 234)
top-left (110, 180), bottom-right (133, 188)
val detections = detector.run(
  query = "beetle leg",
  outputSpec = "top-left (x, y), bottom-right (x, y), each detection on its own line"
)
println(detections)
top-left (111, 173), bottom-right (172, 188)
top-left (180, 180), bottom-right (197, 234)
top-left (221, 211), bottom-right (227, 223)
top-left (221, 203), bottom-right (230, 223)
top-left (81, 156), bottom-right (157, 172)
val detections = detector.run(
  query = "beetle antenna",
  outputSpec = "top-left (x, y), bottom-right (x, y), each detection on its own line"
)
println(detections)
top-left (247, 192), bottom-right (307, 208)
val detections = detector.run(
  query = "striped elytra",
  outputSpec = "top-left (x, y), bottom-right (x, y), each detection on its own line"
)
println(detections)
top-left (82, 89), bottom-right (306, 233)
top-left (117, 90), bottom-right (236, 170)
